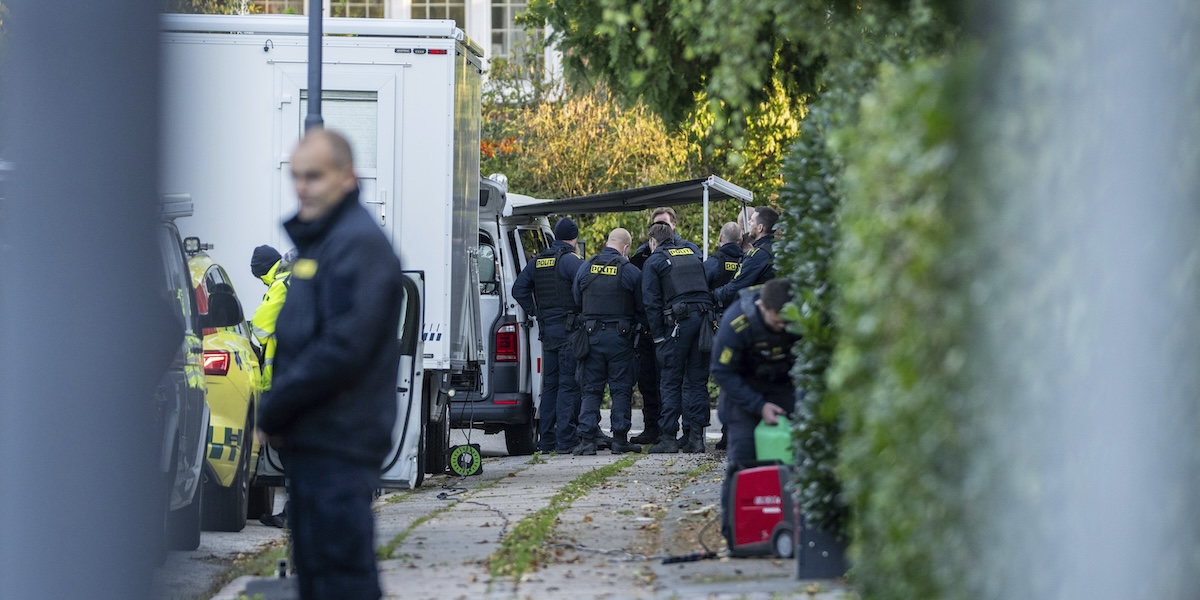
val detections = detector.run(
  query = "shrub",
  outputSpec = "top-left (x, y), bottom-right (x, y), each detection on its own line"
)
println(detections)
top-left (827, 57), bottom-right (970, 600)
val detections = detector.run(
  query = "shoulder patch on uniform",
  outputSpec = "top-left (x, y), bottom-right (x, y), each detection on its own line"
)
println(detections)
top-left (571, 252), bottom-right (583, 259)
top-left (293, 258), bottom-right (318, 279)
top-left (746, 248), bottom-right (760, 257)
top-left (731, 314), bottom-right (749, 333)
top-left (719, 347), bottom-right (733, 365)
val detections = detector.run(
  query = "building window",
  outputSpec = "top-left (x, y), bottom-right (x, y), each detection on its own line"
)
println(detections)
top-left (490, 0), bottom-right (528, 61)
top-left (256, 0), bottom-right (306, 14)
top-left (330, 0), bottom-right (386, 18)
top-left (411, 0), bottom-right (466, 28)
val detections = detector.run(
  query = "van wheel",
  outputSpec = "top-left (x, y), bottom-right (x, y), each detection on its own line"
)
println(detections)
top-left (504, 420), bottom-right (537, 456)
top-left (425, 412), bottom-right (450, 475)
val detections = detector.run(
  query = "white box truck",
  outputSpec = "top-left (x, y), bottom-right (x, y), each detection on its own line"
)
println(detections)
top-left (159, 14), bottom-right (484, 487)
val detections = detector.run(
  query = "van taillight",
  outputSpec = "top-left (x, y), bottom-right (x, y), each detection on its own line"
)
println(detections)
top-left (495, 324), bottom-right (518, 362)
top-left (203, 350), bottom-right (230, 376)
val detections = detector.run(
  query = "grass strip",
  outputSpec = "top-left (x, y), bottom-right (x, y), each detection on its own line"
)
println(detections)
top-left (488, 454), bottom-right (642, 581)
top-left (375, 475), bottom-right (507, 560)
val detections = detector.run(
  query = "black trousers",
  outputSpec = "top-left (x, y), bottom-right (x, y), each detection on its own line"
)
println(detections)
top-left (286, 451), bottom-right (382, 600)
top-left (634, 330), bottom-right (661, 431)
top-left (578, 325), bottom-right (636, 439)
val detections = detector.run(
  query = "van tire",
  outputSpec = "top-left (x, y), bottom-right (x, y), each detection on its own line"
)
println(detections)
top-left (504, 420), bottom-right (536, 456)
top-left (425, 411), bottom-right (450, 475)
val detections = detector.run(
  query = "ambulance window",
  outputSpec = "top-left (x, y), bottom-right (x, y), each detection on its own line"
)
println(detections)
top-left (299, 90), bottom-right (378, 169)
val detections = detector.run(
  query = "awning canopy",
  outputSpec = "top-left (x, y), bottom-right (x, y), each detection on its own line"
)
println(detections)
top-left (506, 175), bottom-right (753, 217)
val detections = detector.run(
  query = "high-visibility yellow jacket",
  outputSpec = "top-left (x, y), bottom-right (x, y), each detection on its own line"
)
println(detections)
top-left (250, 261), bottom-right (290, 389)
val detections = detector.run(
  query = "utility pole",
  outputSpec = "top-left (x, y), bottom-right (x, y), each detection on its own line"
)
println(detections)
top-left (305, 0), bottom-right (323, 131)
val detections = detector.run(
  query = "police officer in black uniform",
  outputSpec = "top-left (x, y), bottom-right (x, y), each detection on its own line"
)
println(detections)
top-left (570, 228), bottom-right (644, 455)
top-left (710, 278), bottom-right (799, 465)
top-left (642, 222), bottom-right (714, 454)
top-left (512, 217), bottom-right (585, 453)
top-left (628, 207), bottom-right (700, 445)
top-left (704, 221), bottom-right (744, 291)
top-left (704, 221), bottom-right (743, 451)
top-left (714, 206), bottom-right (779, 309)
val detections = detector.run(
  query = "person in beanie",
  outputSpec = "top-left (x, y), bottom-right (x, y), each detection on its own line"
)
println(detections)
top-left (512, 216), bottom-right (585, 453)
top-left (249, 244), bottom-right (292, 528)
top-left (257, 129), bottom-right (406, 599)
top-left (250, 244), bottom-right (289, 391)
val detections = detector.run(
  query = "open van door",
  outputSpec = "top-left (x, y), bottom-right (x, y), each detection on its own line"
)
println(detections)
top-left (256, 271), bottom-right (425, 488)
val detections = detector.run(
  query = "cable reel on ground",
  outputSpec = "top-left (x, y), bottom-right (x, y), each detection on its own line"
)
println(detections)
top-left (448, 443), bottom-right (483, 477)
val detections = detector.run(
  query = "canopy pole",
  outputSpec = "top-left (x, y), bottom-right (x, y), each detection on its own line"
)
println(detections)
top-left (702, 180), bottom-right (710, 260)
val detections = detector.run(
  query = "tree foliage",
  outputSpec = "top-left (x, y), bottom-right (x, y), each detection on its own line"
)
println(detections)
top-left (163, 0), bottom-right (256, 14)
top-left (481, 31), bottom-right (798, 256)
top-left (482, 82), bottom-right (691, 254)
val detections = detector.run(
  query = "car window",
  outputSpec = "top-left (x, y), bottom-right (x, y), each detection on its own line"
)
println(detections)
top-left (207, 265), bottom-right (250, 338)
top-left (516, 228), bottom-right (551, 263)
top-left (478, 235), bottom-right (499, 295)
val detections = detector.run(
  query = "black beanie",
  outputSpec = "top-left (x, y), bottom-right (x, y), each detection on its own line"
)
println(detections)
top-left (251, 245), bottom-right (282, 277)
top-left (554, 217), bottom-right (579, 241)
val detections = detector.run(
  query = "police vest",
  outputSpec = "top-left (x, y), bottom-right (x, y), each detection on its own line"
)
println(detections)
top-left (708, 246), bottom-right (742, 289)
top-left (531, 245), bottom-right (577, 312)
top-left (657, 244), bottom-right (709, 305)
top-left (581, 254), bottom-right (635, 318)
top-left (737, 292), bottom-right (796, 385)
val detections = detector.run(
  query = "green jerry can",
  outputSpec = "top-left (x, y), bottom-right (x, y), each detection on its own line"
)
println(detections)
top-left (754, 416), bottom-right (794, 464)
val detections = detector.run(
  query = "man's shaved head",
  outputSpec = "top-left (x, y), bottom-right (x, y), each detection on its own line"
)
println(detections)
top-left (290, 128), bottom-right (358, 222)
top-left (719, 222), bottom-right (741, 245)
top-left (298, 129), bottom-right (355, 171)
top-left (607, 228), bottom-right (632, 247)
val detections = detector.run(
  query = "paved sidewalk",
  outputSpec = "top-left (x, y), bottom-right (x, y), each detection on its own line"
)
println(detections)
top-left (213, 449), bottom-right (851, 600)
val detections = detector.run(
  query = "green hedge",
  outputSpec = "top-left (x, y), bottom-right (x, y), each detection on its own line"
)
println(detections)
top-left (827, 57), bottom-right (970, 600)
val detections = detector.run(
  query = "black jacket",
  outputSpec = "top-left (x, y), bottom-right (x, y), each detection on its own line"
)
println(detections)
top-left (259, 188), bottom-right (406, 466)
top-left (711, 287), bottom-right (799, 420)
top-left (713, 236), bottom-right (775, 307)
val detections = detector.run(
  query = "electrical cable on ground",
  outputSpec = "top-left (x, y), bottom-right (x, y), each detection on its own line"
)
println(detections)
top-left (436, 477), bottom-right (511, 540)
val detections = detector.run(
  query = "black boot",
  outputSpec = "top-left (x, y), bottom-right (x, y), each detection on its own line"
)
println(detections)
top-left (681, 427), bottom-right (705, 454)
top-left (595, 432), bottom-right (613, 450)
top-left (610, 433), bottom-right (641, 455)
top-left (715, 425), bottom-right (728, 450)
top-left (572, 440), bottom-right (597, 456)
top-left (648, 435), bottom-right (679, 454)
top-left (630, 428), bottom-right (660, 445)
